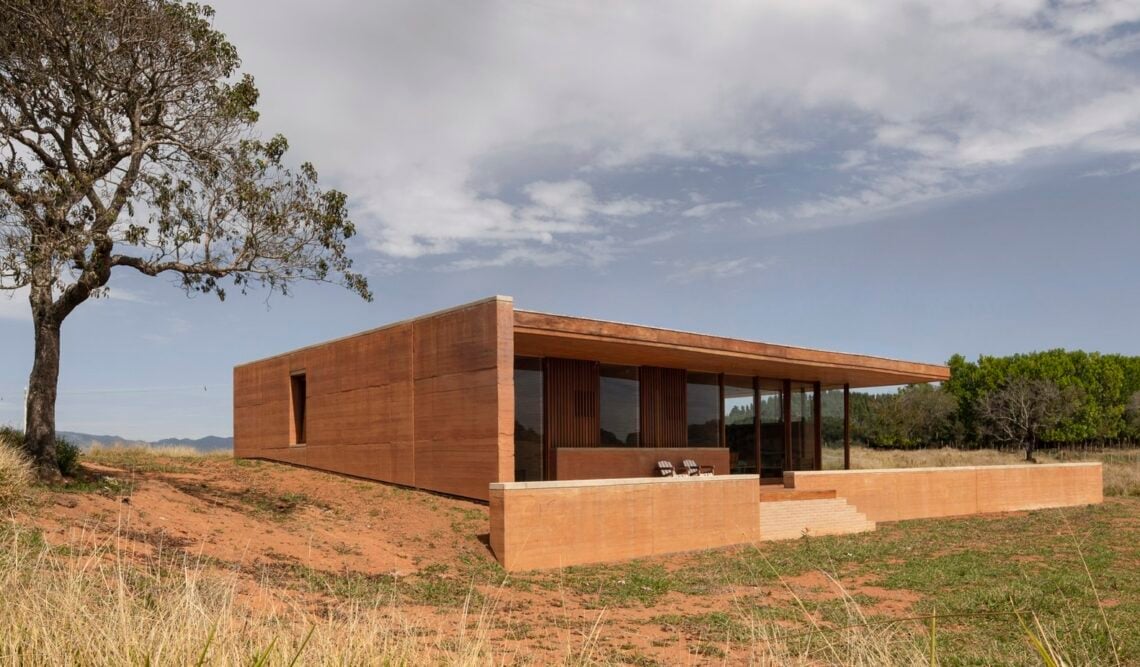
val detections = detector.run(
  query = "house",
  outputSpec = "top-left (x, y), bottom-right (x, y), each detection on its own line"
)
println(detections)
top-left (234, 295), bottom-right (1103, 570)
top-left (233, 295), bottom-right (948, 500)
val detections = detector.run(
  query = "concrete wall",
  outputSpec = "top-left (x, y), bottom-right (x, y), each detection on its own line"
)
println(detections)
top-left (555, 447), bottom-right (730, 481)
top-left (489, 475), bottom-right (761, 571)
top-left (233, 296), bottom-right (514, 501)
top-left (785, 463), bottom-right (1103, 523)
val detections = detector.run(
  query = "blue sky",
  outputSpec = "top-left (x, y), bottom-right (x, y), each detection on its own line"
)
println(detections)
top-left (3, 1), bottom-right (1140, 439)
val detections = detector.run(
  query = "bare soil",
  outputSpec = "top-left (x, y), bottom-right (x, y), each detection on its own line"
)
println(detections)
top-left (24, 453), bottom-right (1137, 665)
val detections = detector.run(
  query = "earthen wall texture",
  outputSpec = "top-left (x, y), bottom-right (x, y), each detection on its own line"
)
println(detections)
top-left (489, 476), bottom-right (761, 571)
top-left (233, 297), bottom-right (514, 500)
top-left (554, 447), bottom-right (731, 481)
top-left (785, 463), bottom-right (1103, 522)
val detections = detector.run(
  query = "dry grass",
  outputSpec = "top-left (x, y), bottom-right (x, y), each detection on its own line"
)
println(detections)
top-left (0, 446), bottom-right (32, 513)
top-left (0, 526), bottom-right (500, 665)
top-left (3, 444), bottom-right (1134, 664)
top-left (0, 522), bottom-right (954, 666)
top-left (87, 443), bottom-right (227, 458)
top-left (824, 445), bottom-right (1140, 497)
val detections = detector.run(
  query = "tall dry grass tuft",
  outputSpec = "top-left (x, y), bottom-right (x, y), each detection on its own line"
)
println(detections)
top-left (0, 445), bottom-right (33, 513)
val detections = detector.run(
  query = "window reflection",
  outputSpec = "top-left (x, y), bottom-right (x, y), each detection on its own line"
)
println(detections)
top-left (686, 372), bottom-right (720, 446)
top-left (724, 376), bottom-right (755, 473)
top-left (514, 357), bottom-right (543, 481)
top-left (790, 382), bottom-right (817, 470)
top-left (759, 380), bottom-right (785, 479)
top-left (600, 364), bottom-right (639, 446)
top-left (821, 386), bottom-right (845, 470)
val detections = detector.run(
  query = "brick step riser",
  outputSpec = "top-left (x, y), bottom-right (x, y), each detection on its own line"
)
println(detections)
top-left (758, 498), bottom-right (875, 542)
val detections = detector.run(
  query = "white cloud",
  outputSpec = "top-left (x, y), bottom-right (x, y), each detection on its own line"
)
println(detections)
top-left (1082, 160), bottom-right (1140, 177)
top-left (370, 178), bottom-right (656, 258)
top-left (664, 257), bottom-right (769, 284)
top-left (209, 0), bottom-right (1140, 264)
top-left (681, 201), bottom-right (742, 218)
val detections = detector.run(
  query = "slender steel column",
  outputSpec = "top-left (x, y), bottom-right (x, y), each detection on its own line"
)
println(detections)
top-left (843, 383), bottom-right (851, 470)
top-left (813, 381), bottom-right (822, 471)
top-left (783, 379), bottom-right (792, 471)
top-left (718, 373), bottom-right (726, 447)
top-left (753, 376), bottom-right (761, 480)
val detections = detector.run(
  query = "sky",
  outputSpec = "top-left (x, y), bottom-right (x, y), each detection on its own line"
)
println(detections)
top-left (3, 0), bottom-right (1140, 440)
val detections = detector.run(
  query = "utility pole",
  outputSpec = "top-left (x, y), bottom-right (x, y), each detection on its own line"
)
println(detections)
top-left (22, 386), bottom-right (27, 432)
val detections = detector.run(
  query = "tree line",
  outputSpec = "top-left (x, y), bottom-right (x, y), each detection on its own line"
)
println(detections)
top-left (849, 350), bottom-right (1140, 458)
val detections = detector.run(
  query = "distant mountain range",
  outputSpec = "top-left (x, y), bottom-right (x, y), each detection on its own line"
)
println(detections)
top-left (57, 431), bottom-right (233, 452)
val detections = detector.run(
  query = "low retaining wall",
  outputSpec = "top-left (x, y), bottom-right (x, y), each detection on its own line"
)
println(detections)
top-left (489, 475), bottom-right (760, 571)
top-left (785, 462), bottom-right (1103, 523)
top-left (554, 447), bottom-right (730, 481)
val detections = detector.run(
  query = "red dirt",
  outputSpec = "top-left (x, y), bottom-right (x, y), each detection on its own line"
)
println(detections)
top-left (20, 455), bottom-right (956, 664)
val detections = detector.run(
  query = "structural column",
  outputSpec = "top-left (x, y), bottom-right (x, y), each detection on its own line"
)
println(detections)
top-left (812, 381), bottom-right (822, 471)
top-left (782, 379), bottom-right (792, 471)
top-left (843, 383), bottom-right (851, 470)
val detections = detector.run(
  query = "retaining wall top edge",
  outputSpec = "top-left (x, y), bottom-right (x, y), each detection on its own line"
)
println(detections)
top-left (787, 462), bottom-right (1102, 478)
top-left (490, 474), bottom-right (760, 491)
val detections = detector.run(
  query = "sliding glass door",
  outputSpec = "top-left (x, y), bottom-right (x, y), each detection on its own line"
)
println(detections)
top-left (789, 382), bottom-right (818, 471)
top-left (724, 376), bottom-right (756, 473)
top-left (758, 380), bottom-right (785, 479)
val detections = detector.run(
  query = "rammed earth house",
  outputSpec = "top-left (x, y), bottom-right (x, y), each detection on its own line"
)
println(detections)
top-left (233, 296), bottom-right (948, 500)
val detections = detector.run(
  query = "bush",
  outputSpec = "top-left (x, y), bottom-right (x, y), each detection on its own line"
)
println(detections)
top-left (0, 426), bottom-right (81, 477)
top-left (55, 437), bottom-right (80, 477)
top-left (0, 442), bottom-right (33, 512)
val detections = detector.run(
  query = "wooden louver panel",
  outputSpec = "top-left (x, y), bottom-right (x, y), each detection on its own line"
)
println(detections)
top-left (639, 366), bottom-right (687, 447)
top-left (545, 358), bottom-right (599, 448)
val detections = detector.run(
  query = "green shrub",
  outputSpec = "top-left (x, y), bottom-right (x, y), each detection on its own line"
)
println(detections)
top-left (55, 437), bottom-right (80, 477)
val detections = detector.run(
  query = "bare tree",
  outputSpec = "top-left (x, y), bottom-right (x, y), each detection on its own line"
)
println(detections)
top-left (1, 0), bottom-right (370, 478)
top-left (977, 378), bottom-right (1080, 461)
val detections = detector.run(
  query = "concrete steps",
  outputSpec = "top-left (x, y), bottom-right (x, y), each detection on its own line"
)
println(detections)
top-left (759, 496), bottom-right (876, 541)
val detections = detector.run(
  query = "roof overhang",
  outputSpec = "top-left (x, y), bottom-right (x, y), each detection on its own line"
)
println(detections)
top-left (513, 310), bottom-right (949, 389)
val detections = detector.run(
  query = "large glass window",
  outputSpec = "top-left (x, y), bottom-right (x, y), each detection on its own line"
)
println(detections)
top-left (790, 382), bottom-right (818, 470)
top-left (600, 364), bottom-right (639, 446)
top-left (821, 386), bottom-right (846, 470)
top-left (724, 376), bottom-right (755, 473)
top-left (758, 380), bottom-right (784, 479)
top-left (687, 372), bottom-right (720, 446)
top-left (513, 357), bottom-right (544, 481)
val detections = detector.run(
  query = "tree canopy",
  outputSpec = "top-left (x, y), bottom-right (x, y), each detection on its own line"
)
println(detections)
top-left (853, 350), bottom-right (1140, 450)
top-left (1, 0), bottom-right (370, 476)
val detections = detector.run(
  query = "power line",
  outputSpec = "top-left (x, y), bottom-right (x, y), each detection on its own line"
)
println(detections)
top-left (0, 384), bottom-right (227, 398)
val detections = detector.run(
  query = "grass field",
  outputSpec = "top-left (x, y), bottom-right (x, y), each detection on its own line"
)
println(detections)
top-left (0, 441), bottom-right (1136, 664)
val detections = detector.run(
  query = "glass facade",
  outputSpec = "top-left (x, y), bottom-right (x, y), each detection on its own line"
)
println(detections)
top-left (686, 372), bottom-right (720, 446)
top-left (821, 386), bottom-right (846, 470)
top-left (723, 376), bottom-right (755, 473)
top-left (515, 356), bottom-right (846, 478)
top-left (758, 379), bottom-right (785, 479)
top-left (790, 382), bottom-right (818, 471)
top-left (600, 364), bottom-right (640, 446)
top-left (513, 357), bottom-right (544, 481)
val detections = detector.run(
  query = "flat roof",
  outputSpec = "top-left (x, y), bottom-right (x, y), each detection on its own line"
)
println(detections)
top-left (513, 309), bottom-right (949, 388)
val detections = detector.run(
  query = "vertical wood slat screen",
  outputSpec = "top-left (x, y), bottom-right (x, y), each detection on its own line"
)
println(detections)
top-left (639, 366), bottom-right (687, 447)
top-left (545, 358), bottom-right (599, 448)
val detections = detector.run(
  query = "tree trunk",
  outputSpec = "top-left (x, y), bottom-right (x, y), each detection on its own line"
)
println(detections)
top-left (25, 297), bottom-right (63, 481)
